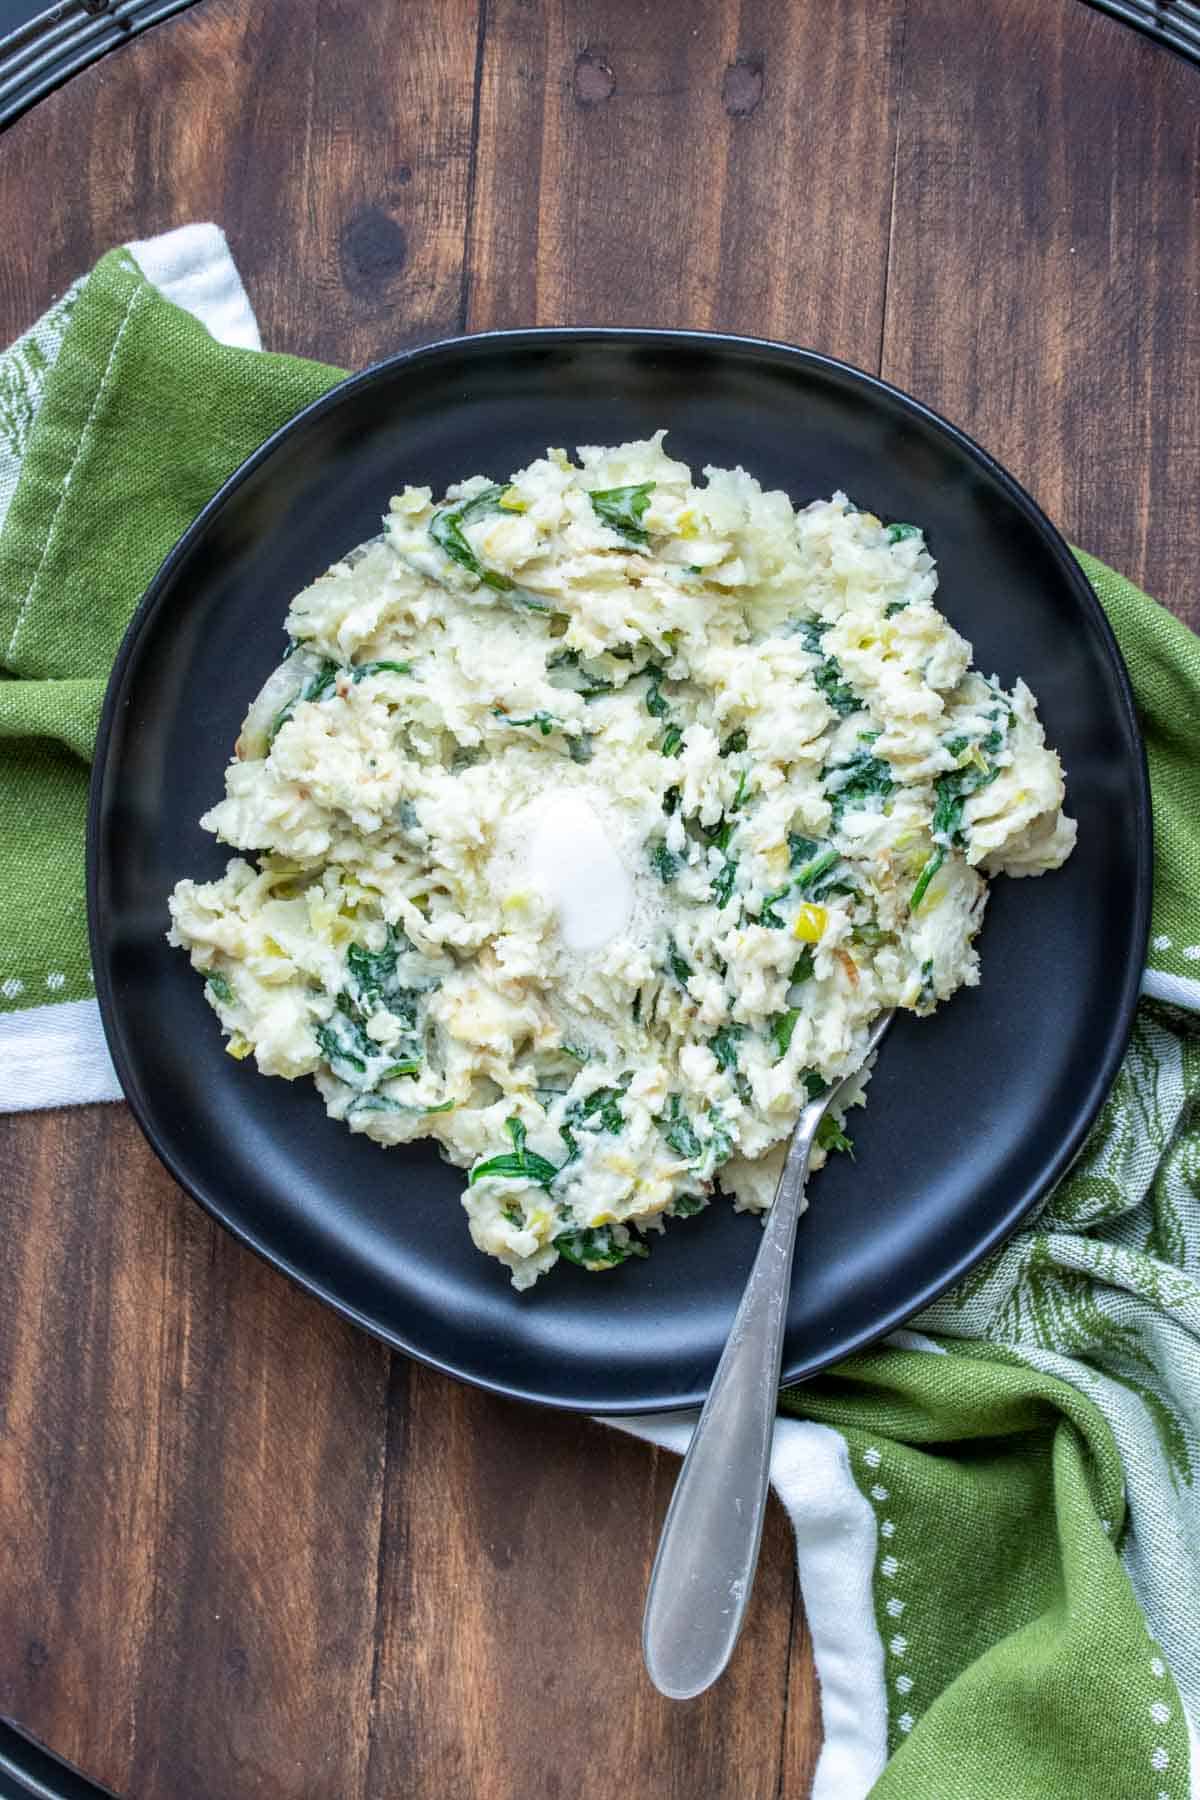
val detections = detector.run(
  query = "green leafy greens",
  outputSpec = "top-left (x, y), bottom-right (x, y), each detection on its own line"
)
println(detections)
top-left (429, 484), bottom-right (515, 591)
top-left (817, 1114), bottom-right (854, 1157)
top-left (351, 659), bottom-right (412, 682)
top-left (759, 886), bottom-right (791, 930)
top-left (661, 1093), bottom-right (702, 1160)
top-left (790, 947), bottom-right (816, 985)
top-left (268, 656), bottom-right (413, 745)
top-left (315, 1001), bottom-right (378, 1085)
top-left (772, 1009), bottom-right (800, 1059)
top-left (710, 855), bottom-right (738, 908)
top-left (651, 840), bottom-right (681, 883)
top-left (554, 1225), bottom-right (648, 1268)
top-left (269, 657), bottom-right (339, 743)
top-left (546, 647), bottom-right (614, 699)
top-left (345, 926), bottom-right (412, 1016)
top-left (796, 619), bottom-right (859, 718)
top-left (470, 1116), bottom-right (560, 1188)
top-left (588, 482), bottom-right (655, 545)
top-left (495, 708), bottom-right (559, 736)
top-left (643, 666), bottom-right (669, 718)
top-left (557, 1078), bottom-right (632, 1165)
top-left (349, 1094), bottom-right (454, 1117)
top-left (667, 1193), bottom-right (709, 1219)
top-left (824, 744), bottom-right (895, 828)
top-left (314, 927), bottom-right (429, 1090)
top-left (667, 939), bottom-right (692, 988)
top-left (792, 846), bottom-right (841, 895)
top-left (910, 717), bottom-right (1008, 911)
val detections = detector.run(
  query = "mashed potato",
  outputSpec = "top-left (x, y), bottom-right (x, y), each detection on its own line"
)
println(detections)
top-left (168, 434), bottom-right (1075, 1288)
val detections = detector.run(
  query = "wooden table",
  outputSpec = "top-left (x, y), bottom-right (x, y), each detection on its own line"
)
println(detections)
top-left (0, 3), bottom-right (1196, 1795)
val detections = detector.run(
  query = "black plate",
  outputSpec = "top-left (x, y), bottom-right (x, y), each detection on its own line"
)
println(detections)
top-left (0, 1715), bottom-right (116, 1799)
top-left (88, 330), bottom-right (1151, 1413)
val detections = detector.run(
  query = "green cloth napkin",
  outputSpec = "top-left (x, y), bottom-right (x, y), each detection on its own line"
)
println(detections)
top-left (0, 246), bottom-right (340, 1024)
top-left (3, 237), bottom-right (1199, 1798)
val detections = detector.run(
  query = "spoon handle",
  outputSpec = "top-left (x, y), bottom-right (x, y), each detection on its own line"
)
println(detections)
top-left (641, 1110), bottom-right (819, 1700)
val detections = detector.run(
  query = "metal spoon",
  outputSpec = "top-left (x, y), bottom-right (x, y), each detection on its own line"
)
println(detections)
top-left (642, 1009), bottom-right (894, 1700)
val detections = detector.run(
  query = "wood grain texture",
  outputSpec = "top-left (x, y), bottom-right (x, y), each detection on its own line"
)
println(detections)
top-left (0, 0), bottom-right (483, 370)
top-left (0, 1105), bottom-right (391, 1800)
top-left (366, 1373), bottom-right (800, 1800)
top-left (0, 0), bottom-right (1197, 1796)
top-left (879, 0), bottom-right (1200, 624)
top-left (468, 0), bottom-right (907, 366)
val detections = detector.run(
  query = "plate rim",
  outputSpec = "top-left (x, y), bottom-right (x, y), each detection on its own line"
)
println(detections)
top-left (86, 326), bottom-right (1153, 1413)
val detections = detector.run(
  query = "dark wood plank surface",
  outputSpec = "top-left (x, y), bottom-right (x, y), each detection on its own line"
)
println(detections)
top-left (0, 3), bottom-right (1196, 1796)
top-left (881, 0), bottom-right (1200, 613)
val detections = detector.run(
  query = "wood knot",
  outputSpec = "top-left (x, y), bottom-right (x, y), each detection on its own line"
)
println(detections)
top-left (339, 207), bottom-right (409, 298)
top-left (722, 55), bottom-right (764, 118)
top-left (25, 1639), bottom-right (49, 1674)
top-left (574, 48), bottom-right (615, 108)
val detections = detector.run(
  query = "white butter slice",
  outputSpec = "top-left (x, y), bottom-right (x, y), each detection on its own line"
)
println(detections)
top-left (523, 791), bottom-right (634, 952)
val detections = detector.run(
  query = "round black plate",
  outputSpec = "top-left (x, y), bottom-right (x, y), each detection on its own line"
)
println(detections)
top-left (88, 330), bottom-right (1151, 1413)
